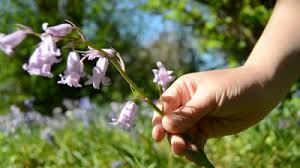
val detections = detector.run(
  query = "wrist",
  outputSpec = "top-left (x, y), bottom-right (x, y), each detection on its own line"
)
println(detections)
top-left (243, 54), bottom-right (297, 110)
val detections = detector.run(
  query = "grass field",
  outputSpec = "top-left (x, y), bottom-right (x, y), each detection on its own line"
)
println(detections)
top-left (0, 97), bottom-right (299, 168)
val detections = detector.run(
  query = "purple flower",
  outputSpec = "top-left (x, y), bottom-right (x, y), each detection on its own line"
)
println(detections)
top-left (40, 127), bottom-right (55, 144)
top-left (58, 51), bottom-right (84, 87)
top-left (42, 23), bottom-right (73, 37)
top-left (110, 101), bottom-right (137, 131)
top-left (79, 97), bottom-right (96, 110)
top-left (84, 47), bottom-right (116, 60)
top-left (102, 48), bottom-right (117, 57)
top-left (24, 111), bottom-right (44, 125)
top-left (23, 33), bottom-right (61, 77)
top-left (85, 56), bottom-right (110, 89)
top-left (152, 61), bottom-right (175, 91)
top-left (9, 105), bottom-right (24, 129)
top-left (111, 161), bottom-right (122, 168)
top-left (0, 28), bottom-right (32, 55)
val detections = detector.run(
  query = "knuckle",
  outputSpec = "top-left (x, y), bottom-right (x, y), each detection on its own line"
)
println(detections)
top-left (162, 116), bottom-right (182, 133)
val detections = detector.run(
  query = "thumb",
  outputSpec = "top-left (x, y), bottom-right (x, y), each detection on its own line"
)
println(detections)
top-left (162, 91), bottom-right (215, 134)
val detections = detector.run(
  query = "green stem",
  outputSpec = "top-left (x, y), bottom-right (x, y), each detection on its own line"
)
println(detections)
top-left (109, 58), bottom-right (162, 115)
top-left (76, 39), bottom-right (163, 114)
top-left (157, 84), bottom-right (164, 112)
top-left (73, 37), bottom-right (214, 168)
top-left (186, 149), bottom-right (215, 168)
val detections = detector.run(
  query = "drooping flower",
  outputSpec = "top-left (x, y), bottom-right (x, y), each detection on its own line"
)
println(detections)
top-left (152, 61), bottom-right (175, 91)
top-left (42, 23), bottom-right (73, 37)
top-left (85, 56), bottom-right (110, 89)
top-left (0, 28), bottom-right (32, 55)
top-left (110, 101), bottom-right (137, 131)
top-left (58, 51), bottom-right (84, 87)
top-left (84, 47), bottom-right (116, 60)
top-left (23, 33), bottom-right (61, 77)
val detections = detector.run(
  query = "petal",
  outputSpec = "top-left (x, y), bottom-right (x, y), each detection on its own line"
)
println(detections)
top-left (152, 69), bottom-right (159, 74)
top-left (42, 23), bottom-right (49, 31)
top-left (167, 71), bottom-right (173, 75)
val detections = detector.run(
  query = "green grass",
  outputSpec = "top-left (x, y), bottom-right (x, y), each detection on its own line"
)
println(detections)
top-left (0, 98), bottom-right (299, 168)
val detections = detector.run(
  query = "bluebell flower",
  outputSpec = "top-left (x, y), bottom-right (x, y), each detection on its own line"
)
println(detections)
top-left (152, 61), bottom-right (175, 91)
top-left (110, 101), bottom-right (137, 131)
top-left (58, 51), bottom-right (84, 87)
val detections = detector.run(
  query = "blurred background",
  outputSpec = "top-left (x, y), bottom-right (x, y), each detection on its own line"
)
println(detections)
top-left (0, 0), bottom-right (299, 167)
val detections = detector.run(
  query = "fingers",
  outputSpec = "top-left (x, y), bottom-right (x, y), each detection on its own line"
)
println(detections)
top-left (184, 133), bottom-right (208, 164)
top-left (162, 91), bottom-right (215, 134)
top-left (160, 80), bottom-right (182, 114)
top-left (152, 112), bottom-right (165, 142)
top-left (152, 80), bottom-right (183, 142)
top-left (167, 133), bottom-right (186, 155)
top-left (167, 129), bottom-right (208, 156)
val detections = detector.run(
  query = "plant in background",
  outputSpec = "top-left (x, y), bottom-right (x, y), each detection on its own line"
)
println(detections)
top-left (0, 21), bottom-right (214, 168)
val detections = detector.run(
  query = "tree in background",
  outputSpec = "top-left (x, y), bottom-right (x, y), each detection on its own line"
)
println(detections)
top-left (0, 0), bottom-right (197, 114)
top-left (141, 0), bottom-right (275, 65)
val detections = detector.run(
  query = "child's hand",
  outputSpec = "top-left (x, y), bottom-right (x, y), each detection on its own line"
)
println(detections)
top-left (152, 65), bottom-right (283, 155)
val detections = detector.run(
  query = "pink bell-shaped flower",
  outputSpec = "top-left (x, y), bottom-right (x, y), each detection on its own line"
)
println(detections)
top-left (84, 47), bottom-right (116, 60)
top-left (58, 51), bottom-right (84, 87)
top-left (23, 33), bottom-right (61, 77)
top-left (0, 28), bottom-right (32, 55)
top-left (42, 23), bottom-right (73, 37)
top-left (110, 101), bottom-right (137, 131)
top-left (85, 56), bottom-right (110, 89)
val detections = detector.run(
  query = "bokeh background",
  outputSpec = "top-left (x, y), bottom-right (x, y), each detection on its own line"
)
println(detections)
top-left (0, 0), bottom-right (299, 167)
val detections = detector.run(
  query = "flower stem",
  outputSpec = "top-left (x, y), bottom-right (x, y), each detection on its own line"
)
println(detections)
top-left (75, 38), bottom-right (163, 115)
top-left (109, 57), bottom-right (163, 115)
top-left (75, 37), bottom-right (214, 168)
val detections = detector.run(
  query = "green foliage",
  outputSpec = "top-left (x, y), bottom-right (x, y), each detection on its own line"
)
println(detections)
top-left (0, 0), bottom-right (171, 114)
top-left (0, 97), bottom-right (299, 167)
top-left (1, 0), bottom-right (299, 167)
top-left (0, 0), bottom-right (284, 115)
top-left (141, 0), bottom-right (275, 63)
top-left (0, 106), bottom-right (197, 168)
top-left (208, 97), bottom-right (300, 167)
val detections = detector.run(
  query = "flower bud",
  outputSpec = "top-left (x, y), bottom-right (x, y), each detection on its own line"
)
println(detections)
top-left (0, 28), bottom-right (32, 55)
top-left (42, 23), bottom-right (73, 37)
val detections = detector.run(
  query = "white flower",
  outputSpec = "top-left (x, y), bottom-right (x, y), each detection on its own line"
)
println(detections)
top-left (152, 61), bottom-right (175, 91)
top-left (23, 33), bottom-right (61, 77)
top-left (0, 28), bottom-right (32, 55)
top-left (58, 51), bottom-right (84, 87)
top-left (110, 101), bottom-right (137, 131)
top-left (42, 23), bottom-right (73, 37)
top-left (85, 56), bottom-right (110, 89)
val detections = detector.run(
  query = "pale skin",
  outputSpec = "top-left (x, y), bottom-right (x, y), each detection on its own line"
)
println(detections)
top-left (152, 0), bottom-right (300, 162)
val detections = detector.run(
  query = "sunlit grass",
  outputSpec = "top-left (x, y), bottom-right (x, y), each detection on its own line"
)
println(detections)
top-left (0, 98), bottom-right (299, 168)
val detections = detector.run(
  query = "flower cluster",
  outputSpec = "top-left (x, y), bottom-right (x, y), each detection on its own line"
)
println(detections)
top-left (0, 21), bottom-right (221, 167)
top-left (0, 22), bottom-right (175, 131)
top-left (0, 22), bottom-right (117, 89)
